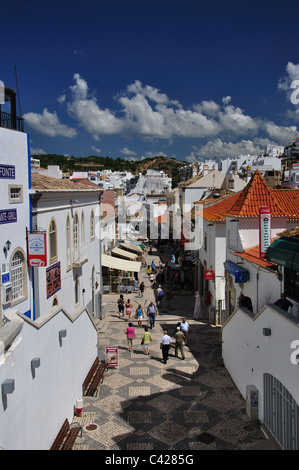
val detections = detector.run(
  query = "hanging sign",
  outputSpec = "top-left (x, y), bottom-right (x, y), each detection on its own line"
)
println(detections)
top-left (259, 207), bottom-right (271, 259)
top-left (204, 269), bottom-right (214, 280)
top-left (46, 262), bottom-right (61, 298)
top-left (27, 232), bottom-right (47, 267)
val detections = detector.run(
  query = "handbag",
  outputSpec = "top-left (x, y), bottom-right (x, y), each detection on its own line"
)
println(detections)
top-left (141, 339), bottom-right (144, 345)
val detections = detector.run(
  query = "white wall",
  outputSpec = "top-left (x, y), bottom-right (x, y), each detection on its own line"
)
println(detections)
top-left (0, 127), bottom-right (31, 321)
top-left (31, 192), bottom-right (101, 319)
top-left (0, 307), bottom-right (98, 450)
top-left (222, 304), bottom-right (299, 423)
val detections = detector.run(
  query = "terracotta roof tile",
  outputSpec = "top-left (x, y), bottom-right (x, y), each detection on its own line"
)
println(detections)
top-left (31, 173), bottom-right (102, 191)
top-left (202, 171), bottom-right (299, 221)
top-left (234, 245), bottom-right (277, 268)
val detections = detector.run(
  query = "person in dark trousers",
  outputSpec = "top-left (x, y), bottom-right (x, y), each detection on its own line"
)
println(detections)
top-left (174, 327), bottom-right (186, 360)
top-left (147, 301), bottom-right (158, 329)
top-left (160, 330), bottom-right (172, 364)
top-left (117, 294), bottom-right (124, 318)
top-left (139, 281), bottom-right (145, 297)
top-left (274, 293), bottom-right (293, 312)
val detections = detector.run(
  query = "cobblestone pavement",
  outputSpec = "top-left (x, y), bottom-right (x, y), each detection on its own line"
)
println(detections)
top-left (72, 247), bottom-right (279, 451)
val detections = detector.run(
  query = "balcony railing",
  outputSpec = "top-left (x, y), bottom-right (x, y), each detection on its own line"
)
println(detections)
top-left (0, 111), bottom-right (24, 132)
top-left (72, 243), bottom-right (88, 268)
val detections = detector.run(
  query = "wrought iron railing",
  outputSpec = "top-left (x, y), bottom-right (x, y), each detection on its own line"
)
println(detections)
top-left (0, 111), bottom-right (24, 132)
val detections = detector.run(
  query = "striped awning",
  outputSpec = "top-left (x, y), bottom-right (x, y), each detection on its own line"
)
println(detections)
top-left (101, 254), bottom-right (141, 272)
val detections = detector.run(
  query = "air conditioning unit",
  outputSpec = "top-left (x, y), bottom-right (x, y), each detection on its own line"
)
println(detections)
top-left (2, 282), bottom-right (12, 305)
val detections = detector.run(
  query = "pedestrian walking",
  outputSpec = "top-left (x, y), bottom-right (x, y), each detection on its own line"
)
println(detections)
top-left (147, 265), bottom-right (151, 276)
top-left (139, 281), bottom-right (145, 297)
top-left (147, 301), bottom-right (158, 329)
top-left (165, 286), bottom-right (172, 309)
top-left (174, 327), bottom-right (186, 360)
top-left (157, 285), bottom-right (163, 307)
top-left (141, 326), bottom-right (152, 355)
top-left (149, 272), bottom-right (156, 288)
top-left (125, 299), bottom-right (133, 321)
top-left (117, 294), bottom-right (124, 318)
top-left (125, 323), bottom-right (135, 352)
top-left (135, 304), bottom-right (144, 327)
top-left (160, 330), bottom-right (172, 364)
top-left (180, 318), bottom-right (190, 344)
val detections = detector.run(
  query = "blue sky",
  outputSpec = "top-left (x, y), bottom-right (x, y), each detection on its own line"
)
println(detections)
top-left (2, 0), bottom-right (299, 162)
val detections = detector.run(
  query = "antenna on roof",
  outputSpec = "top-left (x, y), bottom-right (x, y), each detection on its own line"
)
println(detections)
top-left (14, 65), bottom-right (22, 117)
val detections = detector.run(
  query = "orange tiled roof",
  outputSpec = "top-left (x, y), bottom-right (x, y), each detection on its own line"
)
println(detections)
top-left (31, 173), bottom-right (102, 191)
top-left (202, 171), bottom-right (299, 221)
top-left (234, 245), bottom-right (277, 269)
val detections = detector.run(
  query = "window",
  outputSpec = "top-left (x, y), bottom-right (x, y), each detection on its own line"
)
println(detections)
top-left (66, 215), bottom-right (71, 269)
top-left (9, 184), bottom-right (23, 203)
top-left (90, 210), bottom-right (95, 240)
top-left (75, 276), bottom-right (79, 305)
top-left (73, 213), bottom-right (79, 252)
top-left (11, 250), bottom-right (26, 302)
top-left (81, 211), bottom-right (85, 245)
top-left (49, 218), bottom-right (57, 262)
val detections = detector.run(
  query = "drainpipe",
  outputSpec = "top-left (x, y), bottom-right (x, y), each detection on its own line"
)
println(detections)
top-left (256, 266), bottom-right (261, 313)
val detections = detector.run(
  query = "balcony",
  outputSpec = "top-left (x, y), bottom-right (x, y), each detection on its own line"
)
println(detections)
top-left (0, 111), bottom-right (24, 132)
top-left (0, 87), bottom-right (24, 132)
top-left (72, 243), bottom-right (88, 268)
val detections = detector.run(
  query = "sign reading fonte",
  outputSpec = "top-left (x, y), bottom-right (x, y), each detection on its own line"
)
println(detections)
top-left (259, 206), bottom-right (271, 259)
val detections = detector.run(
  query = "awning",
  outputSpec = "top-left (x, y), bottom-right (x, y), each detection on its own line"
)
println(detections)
top-left (266, 238), bottom-right (299, 271)
top-left (111, 247), bottom-right (137, 260)
top-left (101, 254), bottom-right (141, 272)
top-left (225, 260), bottom-right (248, 283)
top-left (120, 242), bottom-right (143, 254)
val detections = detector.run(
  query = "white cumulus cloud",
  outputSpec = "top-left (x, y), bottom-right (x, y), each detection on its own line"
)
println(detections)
top-left (23, 108), bottom-right (77, 137)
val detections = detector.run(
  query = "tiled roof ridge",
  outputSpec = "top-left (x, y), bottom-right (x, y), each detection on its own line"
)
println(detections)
top-left (225, 170), bottom-right (289, 217)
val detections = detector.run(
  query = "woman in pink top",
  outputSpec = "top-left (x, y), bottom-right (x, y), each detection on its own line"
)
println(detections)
top-left (125, 323), bottom-right (135, 351)
top-left (125, 299), bottom-right (133, 321)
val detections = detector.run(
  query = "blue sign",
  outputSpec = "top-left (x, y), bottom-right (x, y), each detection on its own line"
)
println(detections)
top-left (2, 272), bottom-right (10, 284)
top-left (225, 260), bottom-right (248, 283)
top-left (0, 164), bottom-right (15, 179)
top-left (0, 209), bottom-right (17, 224)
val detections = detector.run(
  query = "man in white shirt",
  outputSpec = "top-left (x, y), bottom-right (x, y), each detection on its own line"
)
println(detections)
top-left (180, 318), bottom-right (189, 344)
top-left (160, 330), bottom-right (172, 364)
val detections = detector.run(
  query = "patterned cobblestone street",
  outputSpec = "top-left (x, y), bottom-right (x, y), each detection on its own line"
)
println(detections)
top-left (71, 246), bottom-right (279, 451)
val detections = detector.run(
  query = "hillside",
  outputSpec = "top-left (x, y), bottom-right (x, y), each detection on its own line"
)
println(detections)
top-left (33, 154), bottom-right (187, 184)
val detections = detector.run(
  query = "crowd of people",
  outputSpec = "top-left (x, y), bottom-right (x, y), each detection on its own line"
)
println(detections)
top-left (124, 316), bottom-right (190, 363)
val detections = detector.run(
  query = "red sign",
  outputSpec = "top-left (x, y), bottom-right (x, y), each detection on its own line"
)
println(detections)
top-left (204, 270), bottom-right (214, 280)
top-left (105, 347), bottom-right (118, 367)
top-left (259, 207), bottom-right (271, 259)
top-left (27, 232), bottom-right (47, 267)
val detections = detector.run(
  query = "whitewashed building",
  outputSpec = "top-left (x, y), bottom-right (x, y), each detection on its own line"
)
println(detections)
top-left (194, 171), bottom-right (299, 325)
top-left (0, 88), bottom-right (31, 325)
top-left (30, 173), bottom-right (103, 319)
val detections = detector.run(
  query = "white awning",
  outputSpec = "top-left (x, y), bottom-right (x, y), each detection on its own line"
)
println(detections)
top-left (120, 242), bottom-right (143, 254)
top-left (111, 247), bottom-right (137, 260)
top-left (101, 253), bottom-right (141, 272)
